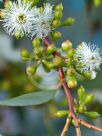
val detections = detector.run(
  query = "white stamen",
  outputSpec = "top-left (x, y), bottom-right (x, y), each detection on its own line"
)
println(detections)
top-left (2, 0), bottom-right (38, 37)
top-left (74, 42), bottom-right (102, 77)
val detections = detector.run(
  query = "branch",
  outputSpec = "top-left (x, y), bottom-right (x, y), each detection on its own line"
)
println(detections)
top-left (43, 36), bottom-right (102, 136)
top-left (61, 115), bottom-right (71, 136)
top-left (79, 119), bottom-right (102, 133)
top-left (59, 66), bottom-right (81, 136)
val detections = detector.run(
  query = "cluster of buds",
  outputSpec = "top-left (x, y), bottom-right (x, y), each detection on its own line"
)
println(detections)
top-left (55, 86), bottom-right (100, 120)
top-left (52, 3), bottom-right (74, 28)
top-left (20, 37), bottom-right (102, 91)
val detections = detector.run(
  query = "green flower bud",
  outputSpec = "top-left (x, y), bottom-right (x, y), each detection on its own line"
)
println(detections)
top-left (15, 30), bottom-right (23, 39)
top-left (54, 56), bottom-right (66, 67)
top-left (20, 49), bottom-right (30, 58)
top-left (84, 111), bottom-right (100, 119)
top-left (67, 48), bottom-right (75, 58)
top-left (54, 110), bottom-right (69, 118)
top-left (82, 94), bottom-right (94, 106)
top-left (84, 71), bottom-right (92, 80)
top-left (34, 47), bottom-right (43, 57)
top-left (94, 0), bottom-right (101, 7)
top-left (78, 86), bottom-right (85, 103)
top-left (43, 64), bottom-right (51, 73)
top-left (32, 37), bottom-right (40, 48)
top-left (54, 11), bottom-right (62, 19)
top-left (26, 66), bottom-right (36, 76)
top-left (46, 44), bottom-right (56, 54)
top-left (52, 19), bottom-right (61, 28)
top-left (67, 58), bottom-right (73, 66)
top-left (67, 67), bottom-right (75, 76)
top-left (61, 17), bottom-right (75, 26)
top-left (55, 3), bottom-right (63, 11)
top-left (52, 31), bottom-right (61, 40)
top-left (78, 105), bottom-right (86, 113)
top-left (67, 76), bottom-right (77, 89)
top-left (61, 40), bottom-right (72, 51)
top-left (42, 60), bottom-right (54, 70)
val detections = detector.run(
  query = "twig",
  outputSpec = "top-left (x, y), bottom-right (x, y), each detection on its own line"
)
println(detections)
top-left (79, 119), bottom-right (102, 133)
top-left (61, 115), bottom-right (71, 136)
top-left (58, 66), bottom-right (81, 136)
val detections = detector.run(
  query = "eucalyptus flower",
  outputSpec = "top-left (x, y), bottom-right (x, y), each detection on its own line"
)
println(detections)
top-left (74, 42), bottom-right (102, 78)
top-left (32, 3), bottom-right (54, 39)
top-left (2, 0), bottom-right (38, 37)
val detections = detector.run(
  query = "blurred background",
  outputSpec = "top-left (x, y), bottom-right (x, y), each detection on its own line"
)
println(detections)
top-left (0, 0), bottom-right (102, 136)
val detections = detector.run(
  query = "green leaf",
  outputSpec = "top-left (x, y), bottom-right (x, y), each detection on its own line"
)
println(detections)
top-left (0, 90), bottom-right (56, 106)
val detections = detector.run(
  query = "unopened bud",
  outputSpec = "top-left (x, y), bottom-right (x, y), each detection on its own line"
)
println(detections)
top-left (21, 49), bottom-right (30, 58)
top-left (55, 3), bottom-right (63, 11)
top-left (84, 71), bottom-right (92, 80)
top-left (54, 11), bottom-right (62, 19)
top-left (54, 56), bottom-right (66, 67)
top-left (52, 19), bottom-right (61, 28)
top-left (78, 86), bottom-right (85, 103)
top-left (34, 47), bottom-right (43, 57)
top-left (32, 37), bottom-right (40, 48)
top-left (42, 60), bottom-right (54, 70)
top-left (54, 110), bottom-right (69, 118)
top-left (83, 94), bottom-right (94, 106)
top-left (67, 76), bottom-right (77, 89)
top-left (46, 44), bottom-right (56, 54)
top-left (52, 31), bottom-right (61, 40)
top-left (43, 65), bottom-right (51, 73)
top-left (26, 66), bottom-right (36, 76)
top-left (61, 17), bottom-right (75, 26)
top-left (84, 111), bottom-right (100, 119)
top-left (67, 48), bottom-right (75, 58)
top-left (78, 105), bottom-right (85, 113)
top-left (67, 67), bottom-right (75, 76)
top-left (94, 0), bottom-right (101, 7)
top-left (15, 31), bottom-right (23, 39)
top-left (62, 40), bottom-right (72, 51)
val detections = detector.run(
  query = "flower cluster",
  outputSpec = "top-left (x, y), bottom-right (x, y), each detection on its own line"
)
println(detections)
top-left (74, 42), bottom-right (102, 79)
top-left (1, 0), bottom-right (53, 38)
top-left (32, 3), bottom-right (54, 38)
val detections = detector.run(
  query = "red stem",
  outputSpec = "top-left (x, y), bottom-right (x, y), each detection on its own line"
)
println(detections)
top-left (58, 67), bottom-right (74, 113)
top-left (44, 37), bottom-right (74, 112)
top-left (44, 37), bottom-right (79, 128)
